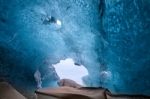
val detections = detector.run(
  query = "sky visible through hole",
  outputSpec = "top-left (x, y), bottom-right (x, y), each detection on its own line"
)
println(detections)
top-left (53, 58), bottom-right (88, 86)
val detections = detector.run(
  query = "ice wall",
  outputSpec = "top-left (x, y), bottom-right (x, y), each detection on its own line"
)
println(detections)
top-left (0, 0), bottom-right (102, 91)
top-left (0, 0), bottom-right (150, 96)
top-left (102, 0), bottom-right (150, 95)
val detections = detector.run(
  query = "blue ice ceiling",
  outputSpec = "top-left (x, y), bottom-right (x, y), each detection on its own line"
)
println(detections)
top-left (0, 0), bottom-right (150, 96)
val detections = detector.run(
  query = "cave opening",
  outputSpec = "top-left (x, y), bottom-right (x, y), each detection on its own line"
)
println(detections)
top-left (52, 58), bottom-right (88, 86)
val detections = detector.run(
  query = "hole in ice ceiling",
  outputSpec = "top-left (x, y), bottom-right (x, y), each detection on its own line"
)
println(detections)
top-left (41, 15), bottom-right (62, 30)
top-left (53, 58), bottom-right (88, 86)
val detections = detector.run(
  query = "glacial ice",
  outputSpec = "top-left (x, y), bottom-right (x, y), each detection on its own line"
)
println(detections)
top-left (0, 0), bottom-right (150, 95)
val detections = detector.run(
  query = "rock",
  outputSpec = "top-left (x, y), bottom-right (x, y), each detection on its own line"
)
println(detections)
top-left (0, 82), bottom-right (26, 99)
top-left (35, 86), bottom-right (106, 99)
top-left (57, 79), bottom-right (82, 88)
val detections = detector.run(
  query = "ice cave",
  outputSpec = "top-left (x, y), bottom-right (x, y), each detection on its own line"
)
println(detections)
top-left (0, 0), bottom-right (150, 99)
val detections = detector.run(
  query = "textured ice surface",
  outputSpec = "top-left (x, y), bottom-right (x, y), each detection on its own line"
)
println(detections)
top-left (102, 0), bottom-right (150, 95)
top-left (0, 0), bottom-right (150, 95)
top-left (0, 0), bottom-right (102, 90)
